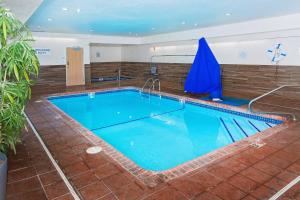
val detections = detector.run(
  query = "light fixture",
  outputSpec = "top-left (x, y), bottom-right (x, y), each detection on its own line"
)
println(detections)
top-left (152, 27), bottom-right (156, 30)
top-left (194, 23), bottom-right (198, 27)
top-left (47, 18), bottom-right (52, 22)
top-left (76, 8), bottom-right (81, 13)
top-left (89, 29), bottom-right (94, 32)
top-left (181, 21), bottom-right (186, 25)
top-left (225, 13), bottom-right (231, 16)
top-left (62, 7), bottom-right (68, 11)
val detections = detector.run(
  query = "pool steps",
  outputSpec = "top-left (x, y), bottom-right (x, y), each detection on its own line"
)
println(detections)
top-left (220, 117), bottom-right (235, 142)
top-left (219, 117), bottom-right (275, 143)
top-left (233, 119), bottom-right (249, 137)
top-left (248, 120), bottom-right (261, 132)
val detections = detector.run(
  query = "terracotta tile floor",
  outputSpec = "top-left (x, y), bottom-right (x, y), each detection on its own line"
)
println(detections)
top-left (6, 86), bottom-right (300, 200)
top-left (6, 128), bottom-right (71, 200)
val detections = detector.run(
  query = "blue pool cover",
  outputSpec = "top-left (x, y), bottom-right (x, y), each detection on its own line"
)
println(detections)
top-left (184, 38), bottom-right (222, 99)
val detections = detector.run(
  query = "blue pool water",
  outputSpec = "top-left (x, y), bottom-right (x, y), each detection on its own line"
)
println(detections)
top-left (49, 89), bottom-right (282, 171)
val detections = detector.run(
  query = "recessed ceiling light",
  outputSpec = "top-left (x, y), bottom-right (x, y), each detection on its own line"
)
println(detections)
top-left (62, 7), bottom-right (68, 11)
top-left (76, 8), bottom-right (81, 13)
top-left (47, 18), bottom-right (53, 22)
top-left (89, 29), bottom-right (94, 32)
top-left (194, 23), bottom-right (198, 27)
top-left (225, 13), bottom-right (231, 16)
top-left (152, 27), bottom-right (156, 30)
top-left (181, 21), bottom-right (186, 25)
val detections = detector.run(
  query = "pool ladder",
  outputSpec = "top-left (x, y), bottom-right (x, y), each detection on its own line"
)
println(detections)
top-left (141, 78), bottom-right (161, 95)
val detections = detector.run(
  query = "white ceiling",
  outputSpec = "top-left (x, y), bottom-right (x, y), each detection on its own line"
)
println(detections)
top-left (3, 0), bottom-right (300, 36)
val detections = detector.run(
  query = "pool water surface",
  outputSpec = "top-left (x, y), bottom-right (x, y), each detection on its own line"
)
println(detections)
top-left (49, 89), bottom-right (282, 171)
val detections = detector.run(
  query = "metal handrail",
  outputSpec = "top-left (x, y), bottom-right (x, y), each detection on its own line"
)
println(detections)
top-left (117, 67), bottom-right (121, 87)
top-left (151, 79), bottom-right (161, 92)
top-left (142, 78), bottom-right (154, 92)
top-left (248, 85), bottom-right (300, 121)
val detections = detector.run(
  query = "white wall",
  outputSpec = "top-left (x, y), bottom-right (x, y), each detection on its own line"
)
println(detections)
top-left (32, 32), bottom-right (140, 66)
top-left (122, 36), bottom-right (300, 66)
top-left (90, 45), bottom-right (122, 63)
top-left (33, 36), bottom-right (91, 66)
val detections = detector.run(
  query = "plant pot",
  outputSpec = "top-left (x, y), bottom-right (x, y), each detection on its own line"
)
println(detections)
top-left (0, 152), bottom-right (7, 200)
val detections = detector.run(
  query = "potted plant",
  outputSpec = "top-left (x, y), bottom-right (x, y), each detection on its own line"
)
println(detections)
top-left (0, 7), bottom-right (39, 199)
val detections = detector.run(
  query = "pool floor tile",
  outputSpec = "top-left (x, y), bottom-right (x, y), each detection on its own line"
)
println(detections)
top-left (190, 171), bottom-right (223, 188)
top-left (228, 174), bottom-right (259, 193)
top-left (94, 163), bottom-right (122, 180)
top-left (264, 155), bottom-right (292, 169)
top-left (264, 177), bottom-right (288, 191)
top-left (211, 182), bottom-right (247, 200)
top-left (7, 176), bottom-right (42, 195)
top-left (70, 171), bottom-right (99, 189)
top-left (103, 172), bottom-right (135, 192)
top-left (98, 193), bottom-right (118, 200)
top-left (279, 182), bottom-right (300, 199)
top-left (44, 181), bottom-right (70, 200)
top-left (286, 162), bottom-right (300, 174)
top-left (252, 160), bottom-right (283, 176)
top-left (78, 181), bottom-right (111, 200)
top-left (114, 182), bottom-right (146, 200)
top-left (39, 170), bottom-right (62, 186)
top-left (7, 189), bottom-right (48, 200)
top-left (7, 166), bottom-right (37, 183)
top-left (240, 195), bottom-right (258, 200)
top-left (250, 185), bottom-right (276, 200)
top-left (63, 161), bottom-right (90, 177)
top-left (240, 167), bottom-right (272, 184)
top-left (276, 170), bottom-right (299, 183)
top-left (52, 194), bottom-right (74, 200)
top-left (207, 165), bottom-right (236, 180)
top-left (218, 157), bottom-right (248, 173)
top-left (143, 187), bottom-right (188, 200)
top-left (169, 177), bottom-right (206, 198)
top-left (194, 192), bottom-right (223, 200)
top-left (81, 153), bottom-right (109, 169)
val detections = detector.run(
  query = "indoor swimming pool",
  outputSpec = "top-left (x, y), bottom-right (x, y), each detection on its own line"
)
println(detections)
top-left (48, 89), bottom-right (283, 171)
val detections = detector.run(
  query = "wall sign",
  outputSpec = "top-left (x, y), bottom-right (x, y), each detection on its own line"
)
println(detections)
top-left (35, 48), bottom-right (51, 56)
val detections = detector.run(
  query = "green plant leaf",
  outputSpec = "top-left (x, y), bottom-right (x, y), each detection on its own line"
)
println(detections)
top-left (2, 20), bottom-right (7, 41)
top-left (13, 64), bottom-right (19, 81)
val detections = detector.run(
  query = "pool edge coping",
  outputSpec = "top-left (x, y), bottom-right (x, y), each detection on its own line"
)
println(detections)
top-left (39, 86), bottom-right (292, 187)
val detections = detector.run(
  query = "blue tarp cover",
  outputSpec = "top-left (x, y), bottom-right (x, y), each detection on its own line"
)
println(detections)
top-left (184, 38), bottom-right (222, 98)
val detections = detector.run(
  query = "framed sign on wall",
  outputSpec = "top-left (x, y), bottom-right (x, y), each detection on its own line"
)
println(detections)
top-left (35, 48), bottom-right (51, 56)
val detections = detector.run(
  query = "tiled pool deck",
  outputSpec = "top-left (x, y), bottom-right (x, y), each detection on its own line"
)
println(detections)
top-left (6, 86), bottom-right (300, 200)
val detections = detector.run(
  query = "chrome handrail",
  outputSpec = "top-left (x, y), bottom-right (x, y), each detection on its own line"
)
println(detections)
top-left (248, 85), bottom-right (300, 121)
top-left (152, 79), bottom-right (161, 92)
top-left (142, 78), bottom-right (154, 93)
